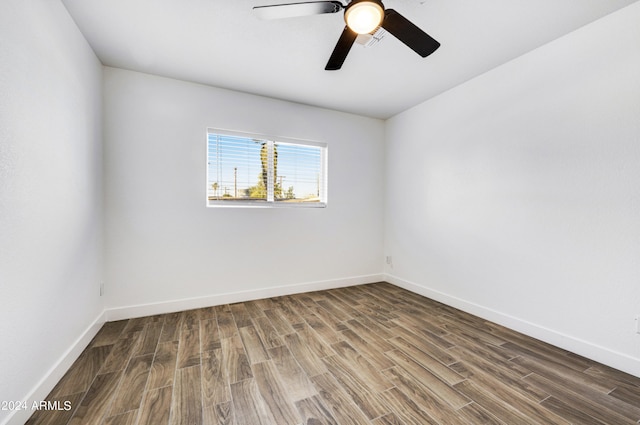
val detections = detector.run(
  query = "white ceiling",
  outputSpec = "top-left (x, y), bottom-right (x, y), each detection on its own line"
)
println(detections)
top-left (62, 0), bottom-right (638, 119)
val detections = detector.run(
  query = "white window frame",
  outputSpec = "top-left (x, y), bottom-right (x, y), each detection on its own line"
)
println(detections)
top-left (206, 128), bottom-right (328, 208)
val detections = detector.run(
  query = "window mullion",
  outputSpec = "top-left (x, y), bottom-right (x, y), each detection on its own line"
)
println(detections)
top-left (267, 140), bottom-right (275, 202)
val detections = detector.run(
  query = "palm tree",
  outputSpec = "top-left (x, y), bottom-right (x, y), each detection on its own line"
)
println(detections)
top-left (258, 141), bottom-right (281, 198)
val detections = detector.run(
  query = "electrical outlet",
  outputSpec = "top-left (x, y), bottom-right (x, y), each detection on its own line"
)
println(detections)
top-left (636, 316), bottom-right (640, 334)
top-left (385, 256), bottom-right (393, 267)
top-left (100, 281), bottom-right (104, 297)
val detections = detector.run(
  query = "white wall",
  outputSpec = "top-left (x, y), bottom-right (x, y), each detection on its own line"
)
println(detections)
top-left (0, 1), bottom-right (104, 423)
top-left (103, 67), bottom-right (385, 315)
top-left (384, 2), bottom-right (640, 376)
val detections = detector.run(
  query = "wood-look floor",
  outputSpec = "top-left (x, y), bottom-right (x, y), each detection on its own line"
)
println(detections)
top-left (27, 282), bottom-right (640, 425)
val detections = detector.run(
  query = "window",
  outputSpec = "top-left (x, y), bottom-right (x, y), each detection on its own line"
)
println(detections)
top-left (206, 129), bottom-right (327, 207)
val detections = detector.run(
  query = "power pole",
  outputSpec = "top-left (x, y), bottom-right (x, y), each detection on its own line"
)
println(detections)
top-left (234, 167), bottom-right (237, 198)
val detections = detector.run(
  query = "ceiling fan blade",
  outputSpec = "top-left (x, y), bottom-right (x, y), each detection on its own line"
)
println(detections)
top-left (381, 9), bottom-right (440, 57)
top-left (325, 26), bottom-right (358, 70)
top-left (253, 1), bottom-right (343, 20)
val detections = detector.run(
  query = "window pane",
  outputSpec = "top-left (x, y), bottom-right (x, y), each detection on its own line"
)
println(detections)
top-left (275, 142), bottom-right (322, 203)
top-left (207, 134), bottom-right (267, 201)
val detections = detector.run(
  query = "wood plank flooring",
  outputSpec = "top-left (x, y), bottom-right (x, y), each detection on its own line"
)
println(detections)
top-left (27, 282), bottom-right (640, 424)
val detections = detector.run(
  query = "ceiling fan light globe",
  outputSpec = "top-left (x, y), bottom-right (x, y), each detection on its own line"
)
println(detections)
top-left (345, 1), bottom-right (384, 34)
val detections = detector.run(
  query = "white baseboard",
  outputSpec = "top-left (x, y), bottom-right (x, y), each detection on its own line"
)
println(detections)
top-left (105, 274), bottom-right (385, 321)
top-left (384, 273), bottom-right (640, 378)
top-left (4, 311), bottom-right (106, 425)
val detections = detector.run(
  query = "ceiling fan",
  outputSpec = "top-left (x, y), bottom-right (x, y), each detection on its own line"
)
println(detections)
top-left (253, 0), bottom-right (440, 70)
